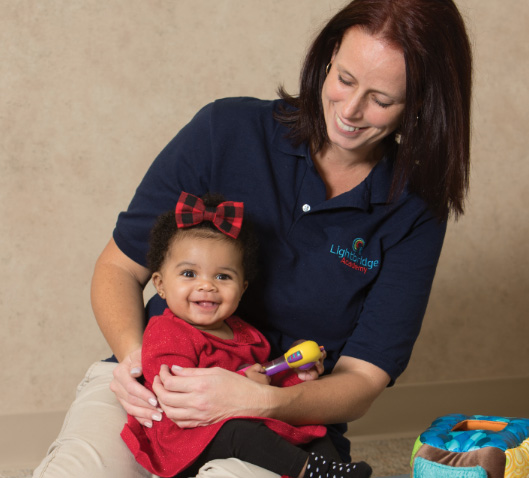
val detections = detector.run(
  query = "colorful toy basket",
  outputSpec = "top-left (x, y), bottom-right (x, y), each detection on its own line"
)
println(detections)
top-left (411, 414), bottom-right (529, 477)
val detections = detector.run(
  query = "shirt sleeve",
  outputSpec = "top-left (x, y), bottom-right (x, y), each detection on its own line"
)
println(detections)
top-left (113, 103), bottom-right (215, 266)
top-left (342, 210), bottom-right (447, 384)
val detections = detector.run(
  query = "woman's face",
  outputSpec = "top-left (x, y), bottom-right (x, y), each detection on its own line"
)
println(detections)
top-left (321, 27), bottom-right (406, 162)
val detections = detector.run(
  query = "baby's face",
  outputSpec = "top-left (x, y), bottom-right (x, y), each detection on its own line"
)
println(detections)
top-left (153, 235), bottom-right (247, 332)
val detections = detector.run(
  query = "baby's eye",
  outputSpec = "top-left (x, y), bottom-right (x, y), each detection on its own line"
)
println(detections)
top-left (215, 273), bottom-right (231, 281)
top-left (181, 270), bottom-right (196, 278)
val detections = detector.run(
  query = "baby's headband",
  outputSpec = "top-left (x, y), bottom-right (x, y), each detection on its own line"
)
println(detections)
top-left (174, 192), bottom-right (244, 239)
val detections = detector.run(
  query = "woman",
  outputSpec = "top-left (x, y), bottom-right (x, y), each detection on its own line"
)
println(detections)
top-left (33, 0), bottom-right (472, 477)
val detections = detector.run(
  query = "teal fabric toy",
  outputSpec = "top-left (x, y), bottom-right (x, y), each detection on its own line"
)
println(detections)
top-left (410, 414), bottom-right (529, 477)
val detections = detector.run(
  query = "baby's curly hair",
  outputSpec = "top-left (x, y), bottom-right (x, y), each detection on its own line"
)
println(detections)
top-left (147, 193), bottom-right (259, 282)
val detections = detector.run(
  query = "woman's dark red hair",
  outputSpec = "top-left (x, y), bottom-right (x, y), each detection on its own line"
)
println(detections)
top-left (277, 0), bottom-right (472, 220)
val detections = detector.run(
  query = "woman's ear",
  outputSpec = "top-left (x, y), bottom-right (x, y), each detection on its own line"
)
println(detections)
top-left (152, 272), bottom-right (165, 299)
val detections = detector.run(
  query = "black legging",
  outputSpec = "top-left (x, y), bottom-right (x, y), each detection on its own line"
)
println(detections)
top-left (176, 419), bottom-right (341, 478)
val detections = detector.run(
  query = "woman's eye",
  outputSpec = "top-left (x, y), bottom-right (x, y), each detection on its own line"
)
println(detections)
top-left (338, 75), bottom-right (353, 87)
top-left (181, 270), bottom-right (196, 278)
top-left (373, 97), bottom-right (392, 109)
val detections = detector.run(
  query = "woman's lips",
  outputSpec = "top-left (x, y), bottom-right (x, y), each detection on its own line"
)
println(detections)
top-left (335, 114), bottom-right (364, 133)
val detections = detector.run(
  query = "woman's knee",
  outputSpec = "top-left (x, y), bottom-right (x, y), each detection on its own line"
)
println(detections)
top-left (32, 361), bottom-right (149, 478)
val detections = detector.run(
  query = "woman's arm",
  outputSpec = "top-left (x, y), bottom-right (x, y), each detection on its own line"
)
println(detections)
top-left (268, 356), bottom-right (390, 424)
top-left (91, 238), bottom-right (150, 360)
top-left (90, 238), bottom-right (159, 424)
top-left (152, 355), bottom-right (389, 428)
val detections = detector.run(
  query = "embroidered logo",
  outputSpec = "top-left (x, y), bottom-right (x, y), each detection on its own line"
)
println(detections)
top-left (352, 238), bottom-right (365, 254)
top-left (329, 237), bottom-right (380, 275)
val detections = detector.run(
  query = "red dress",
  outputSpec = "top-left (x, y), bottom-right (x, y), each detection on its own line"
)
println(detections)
top-left (121, 309), bottom-right (326, 477)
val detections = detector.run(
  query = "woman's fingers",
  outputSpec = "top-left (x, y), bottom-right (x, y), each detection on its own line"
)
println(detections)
top-left (109, 351), bottom-right (160, 426)
top-left (152, 369), bottom-right (215, 428)
top-left (152, 365), bottom-right (268, 428)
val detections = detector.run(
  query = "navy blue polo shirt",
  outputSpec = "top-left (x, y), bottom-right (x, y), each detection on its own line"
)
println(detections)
top-left (114, 97), bottom-right (445, 458)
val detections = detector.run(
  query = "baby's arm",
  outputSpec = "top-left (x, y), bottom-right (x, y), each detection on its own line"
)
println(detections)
top-left (141, 317), bottom-right (198, 386)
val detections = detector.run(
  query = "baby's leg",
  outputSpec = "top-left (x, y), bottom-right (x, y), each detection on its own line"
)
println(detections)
top-left (184, 419), bottom-right (307, 478)
top-left (188, 419), bottom-right (371, 478)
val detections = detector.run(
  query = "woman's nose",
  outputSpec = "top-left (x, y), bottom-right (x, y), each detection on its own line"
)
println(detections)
top-left (342, 92), bottom-right (364, 120)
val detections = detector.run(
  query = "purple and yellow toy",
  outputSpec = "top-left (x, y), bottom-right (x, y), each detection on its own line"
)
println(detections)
top-left (262, 340), bottom-right (324, 375)
top-left (240, 340), bottom-right (324, 376)
top-left (411, 414), bottom-right (529, 477)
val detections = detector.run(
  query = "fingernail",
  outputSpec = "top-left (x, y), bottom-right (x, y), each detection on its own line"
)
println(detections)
top-left (152, 413), bottom-right (162, 422)
top-left (172, 365), bottom-right (183, 371)
top-left (148, 398), bottom-right (158, 407)
top-left (144, 421), bottom-right (152, 428)
top-left (131, 367), bottom-right (142, 375)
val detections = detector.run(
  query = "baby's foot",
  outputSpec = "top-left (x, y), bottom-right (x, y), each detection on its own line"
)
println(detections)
top-left (304, 453), bottom-right (372, 478)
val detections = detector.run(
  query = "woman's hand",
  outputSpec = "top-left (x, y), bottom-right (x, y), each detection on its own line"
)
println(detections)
top-left (109, 347), bottom-right (162, 428)
top-left (152, 364), bottom-right (271, 428)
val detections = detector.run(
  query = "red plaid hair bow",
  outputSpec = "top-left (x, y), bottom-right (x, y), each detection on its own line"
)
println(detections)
top-left (174, 192), bottom-right (244, 239)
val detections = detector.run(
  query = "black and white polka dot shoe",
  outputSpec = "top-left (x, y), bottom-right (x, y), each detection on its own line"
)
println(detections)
top-left (304, 453), bottom-right (372, 478)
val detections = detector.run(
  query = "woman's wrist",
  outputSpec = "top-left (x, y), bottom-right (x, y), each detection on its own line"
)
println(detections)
top-left (257, 379), bottom-right (303, 422)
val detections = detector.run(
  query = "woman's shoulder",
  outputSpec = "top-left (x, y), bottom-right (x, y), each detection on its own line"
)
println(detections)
top-left (180, 96), bottom-right (288, 148)
top-left (212, 96), bottom-right (282, 112)
top-left (199, 96), bottom-right (286, 125)
top-left (167, 96), bottom-right (291, 150)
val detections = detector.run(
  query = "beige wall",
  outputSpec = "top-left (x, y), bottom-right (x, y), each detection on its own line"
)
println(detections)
top-left (1, 0), bottom-right (527, 417)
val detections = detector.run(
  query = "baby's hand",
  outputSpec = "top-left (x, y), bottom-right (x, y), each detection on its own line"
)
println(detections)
top-left (242, 363), bottom-right (271, 385)
top-left (293, 340), bottom-right (326, 382)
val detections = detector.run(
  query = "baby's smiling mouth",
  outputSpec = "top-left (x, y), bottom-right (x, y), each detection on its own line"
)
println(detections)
top-left (193, 300), bottom-right (218, 308)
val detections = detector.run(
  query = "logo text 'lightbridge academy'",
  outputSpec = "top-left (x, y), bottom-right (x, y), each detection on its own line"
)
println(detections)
top-left (329, 238), bottom-right (380, 274)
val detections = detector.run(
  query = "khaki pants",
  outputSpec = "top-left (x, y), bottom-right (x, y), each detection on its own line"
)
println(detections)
top-left (32, 361), bottom-right (279, 478)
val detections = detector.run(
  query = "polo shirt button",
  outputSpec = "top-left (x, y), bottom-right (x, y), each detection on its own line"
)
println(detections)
top-left (302, 204), bottom-right (311, 212)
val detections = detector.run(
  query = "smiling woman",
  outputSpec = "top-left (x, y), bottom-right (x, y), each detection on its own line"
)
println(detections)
top-left (32, 1), bottom-right (474, 477)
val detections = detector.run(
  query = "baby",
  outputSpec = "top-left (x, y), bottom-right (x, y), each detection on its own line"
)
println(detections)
top-left (121, 191), bottom-right (372, 478)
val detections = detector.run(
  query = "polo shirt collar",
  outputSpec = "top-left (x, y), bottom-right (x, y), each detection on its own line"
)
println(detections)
top-left (272, 122), bottom-right (310, 158)
top-left (272, 122), bottom-right (398, 210)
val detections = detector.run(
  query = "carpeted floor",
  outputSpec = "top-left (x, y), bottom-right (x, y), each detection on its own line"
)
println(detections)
top-left (349, 435), bottom-right (414, 477)
top-left (0, 435), bottom-right (415, 478)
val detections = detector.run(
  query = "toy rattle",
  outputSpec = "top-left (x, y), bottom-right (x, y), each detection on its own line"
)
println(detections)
top-left (240, 340), bottom-right (325, 376)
